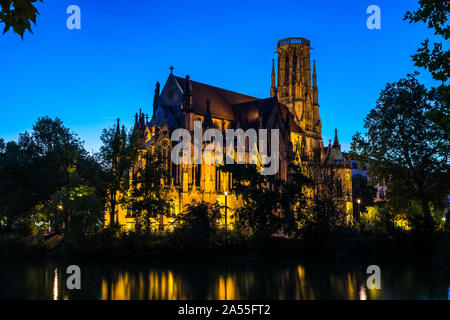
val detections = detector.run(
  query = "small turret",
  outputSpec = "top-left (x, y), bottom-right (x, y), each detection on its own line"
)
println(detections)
top-left (153, 82), bottom-right (160, 117)
top-left (270, 59), bottom-right (277, 97)
top-left (115, 118), bottom-right (120, 137)
top-left (333, 128), bottom-right (340, 148)
top-left (134, 113), bottom-right (138, 129)
top-left (312, 60), bottom-right (319, 105)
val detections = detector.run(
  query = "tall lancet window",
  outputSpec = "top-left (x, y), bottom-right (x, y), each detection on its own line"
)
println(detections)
top-left (285, 54), bottom-right (289, 85)
top-left (215, 167), bottom-right (222, 192)
top-left (192, 164), bottom-right (200, 188)
top-left (292, 53), bottom-right (297, 83)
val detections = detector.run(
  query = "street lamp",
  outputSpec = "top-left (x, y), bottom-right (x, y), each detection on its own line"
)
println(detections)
top-left (224, 191), bottom-right (228, 230)
top-left (357, 199), bottom-right (361, 218)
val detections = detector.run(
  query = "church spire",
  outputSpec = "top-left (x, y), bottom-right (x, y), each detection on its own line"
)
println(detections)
top-left (333, 128), bottom-right (340, 148)
top-left (312, 60), bottom-right (319, 105)
top-left (270, 59), bottom-right (276, 97)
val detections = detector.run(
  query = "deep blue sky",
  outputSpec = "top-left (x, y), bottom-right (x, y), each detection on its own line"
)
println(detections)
top-left (0, 0), bottom-right (440, 152)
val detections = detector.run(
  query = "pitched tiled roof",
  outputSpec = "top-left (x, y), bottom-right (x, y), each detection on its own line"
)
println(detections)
top-left (232, 97), bottom-right (277, 129)
top-left (174, 76), bottom-right (258, 120)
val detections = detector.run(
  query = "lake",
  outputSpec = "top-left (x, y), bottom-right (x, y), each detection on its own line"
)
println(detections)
top-left (0, 257), bottom-right (448, 300)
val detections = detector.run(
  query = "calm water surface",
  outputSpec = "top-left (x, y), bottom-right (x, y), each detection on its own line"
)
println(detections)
top-left (0, 257), bottom-right (448, 300)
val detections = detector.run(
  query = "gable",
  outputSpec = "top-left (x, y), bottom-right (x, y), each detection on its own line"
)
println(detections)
top-left (159, 74), bottom-right (184, 108)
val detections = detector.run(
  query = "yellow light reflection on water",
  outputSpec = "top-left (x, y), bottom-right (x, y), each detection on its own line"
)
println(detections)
top-left (359, 285), bottom-right (367, 300)
top-left (101, 270), bottom-right (180, 300)
top-left (52, 268), bottom-right (58, 300)
top-left (217, 275), bottom-right (236, 300)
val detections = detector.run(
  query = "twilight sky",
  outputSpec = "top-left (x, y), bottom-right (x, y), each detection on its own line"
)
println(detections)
top-left (0, 0), bottom-right (441, 153)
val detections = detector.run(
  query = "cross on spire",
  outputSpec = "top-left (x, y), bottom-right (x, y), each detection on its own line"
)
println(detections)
top-left (169, 65), bottom-right (174, 74)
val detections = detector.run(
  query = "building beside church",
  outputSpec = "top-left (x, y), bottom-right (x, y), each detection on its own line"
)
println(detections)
top-left (106, 37), bottom-right (353, 231)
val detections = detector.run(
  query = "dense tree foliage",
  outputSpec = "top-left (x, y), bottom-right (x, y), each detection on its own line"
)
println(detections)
top-left (301, 162), bottom-right (349, 236)
top-left (0, 0), bottom-right (42, 37)
top-left (220, 163), bottom-right (310, 237)
top-left (351, 173), bottom-right (378, 218)
top-left (0, 117), bottom-right (103, 234)
top-left (351, 75), bottom-right (449, 230)
top-left (97, 120), bottom-right (139, 227)
top-left (173, 202), bottom-right (222, 249)
top-left (404, 0), bottom-right (449, 143)
top-left (127, 149), bottom-right (171, 232)
top-left (405, 0), bottom-right (449, 82)
top-left (49, 185), bottom-right (103, 236)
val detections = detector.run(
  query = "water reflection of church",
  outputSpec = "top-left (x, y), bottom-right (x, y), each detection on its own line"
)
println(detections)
top-left (107, 37), bottom-right (353, 230)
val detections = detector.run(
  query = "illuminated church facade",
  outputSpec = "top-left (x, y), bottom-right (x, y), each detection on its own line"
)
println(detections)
top-left (107, 37), bottom-right (353, 230)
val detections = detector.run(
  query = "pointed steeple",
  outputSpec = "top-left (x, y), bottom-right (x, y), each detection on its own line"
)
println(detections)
top-left (134, 112), bottom-right (138, 129)
top-left (138, 108), bottom-right (145, 130)
top-left (153, 82), bottom-right (160, 117)
top-left (312, 60), bottom-right (319, 105)
top-left (204, 98), bottom-right (213, 128)
top-left (115, 118), bottom-right (120, 135)
top-left (270, 59), bottom-right (276, 97)
top-left (333, 128), bottom-right (340, 148)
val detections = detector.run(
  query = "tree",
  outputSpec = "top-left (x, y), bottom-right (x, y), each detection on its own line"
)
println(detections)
top-left (404, 0), bottom-right (449, 143)
top-left (127, 149), bottom-right (171, 232)
top-left (220, 164), bottom-right (282, 237)
top-left (173, 202), bottom-right (222, 249)
top-left (0, 117), bottom-right (95, 233)
top-left (49, 185), bottom-right (103, 236)
top-left (278, 163), bottom-right (311, 235)
top-left (0, 0), bottom-right (42, 38)
top-left (0, 138), bottom-right (40, 231)
top-left (220, 163), bottom-right (310, 237)
top-left (351, 74), bottom-right (449, 230)
top-left (352, 173), bottom-right (378, 218)
top-left (97, 120), bottom-right (139, 227)
top-left (301, 162), bottom-right (349, 236)
top-left (405, 0), bottom-right (449, 83)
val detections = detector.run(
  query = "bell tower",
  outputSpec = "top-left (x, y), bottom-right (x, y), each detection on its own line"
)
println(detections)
top-left (272, 37), bottom-right (323, 156)
top-left (274, 38), bottom-right (321, 133)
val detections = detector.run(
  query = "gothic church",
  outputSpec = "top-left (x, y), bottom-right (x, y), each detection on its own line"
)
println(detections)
top-left (107, 37), bottom-right (353, 230)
